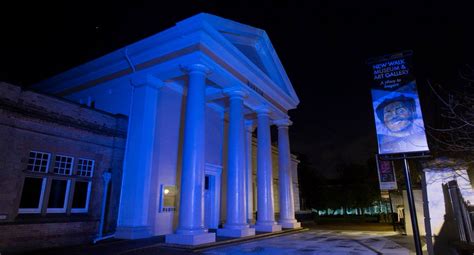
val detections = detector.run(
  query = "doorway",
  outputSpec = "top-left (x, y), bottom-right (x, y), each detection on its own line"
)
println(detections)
top-left (204, 174), bottom-right (216, 229)
top-left (203, 164), bottom-right (222, 230)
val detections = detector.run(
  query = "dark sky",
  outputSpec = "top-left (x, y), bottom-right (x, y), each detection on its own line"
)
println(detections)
top-left (2, 1), bottom-right (474, 177)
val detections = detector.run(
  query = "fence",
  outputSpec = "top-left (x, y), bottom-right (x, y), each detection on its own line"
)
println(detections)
top-left (447, 180), bottom-right (474, 243)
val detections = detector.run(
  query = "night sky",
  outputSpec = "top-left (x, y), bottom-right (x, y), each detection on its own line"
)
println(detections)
top-left (2, 1), bottom-right (474, 177)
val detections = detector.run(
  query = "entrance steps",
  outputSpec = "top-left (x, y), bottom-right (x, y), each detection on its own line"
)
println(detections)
top-left (122, 227), bottom-right (308, 254)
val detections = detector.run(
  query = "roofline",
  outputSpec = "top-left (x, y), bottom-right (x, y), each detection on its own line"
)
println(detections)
top-left (32, 13), bottom-right (299, 109)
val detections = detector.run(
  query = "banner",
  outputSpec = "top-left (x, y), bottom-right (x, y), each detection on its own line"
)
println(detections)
top-left (376, 156), bottom-right (397, 190)
top-left (369, 52), bottom-right (429, 155)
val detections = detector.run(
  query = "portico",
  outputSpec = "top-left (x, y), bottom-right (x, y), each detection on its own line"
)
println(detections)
top-left (32, 13), bottom-right (301, 246)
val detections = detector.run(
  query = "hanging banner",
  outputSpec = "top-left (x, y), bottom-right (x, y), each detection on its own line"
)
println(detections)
top-left (369, 51), bottom-right (429, 155)
top-left (376, 156), bottom-right (397, 190)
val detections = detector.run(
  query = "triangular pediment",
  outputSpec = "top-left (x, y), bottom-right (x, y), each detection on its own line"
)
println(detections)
top-left (223, 33), bottom-right (285, 88)
top-left (184, 13), bottom-right (299, 105)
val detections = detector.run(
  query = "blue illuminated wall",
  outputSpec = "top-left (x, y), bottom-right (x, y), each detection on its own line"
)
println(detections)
top-left (29, 13), bottom-right (302, 240)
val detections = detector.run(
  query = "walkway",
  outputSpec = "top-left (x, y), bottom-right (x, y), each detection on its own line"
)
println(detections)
top-left (201, 230), bottom-right (410, 255)
top-left (21, 227), bottom-right (413, 255)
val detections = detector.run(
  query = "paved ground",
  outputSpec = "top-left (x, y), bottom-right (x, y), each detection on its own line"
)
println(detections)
top-left (201, 230), bottom-right (411, 255)
top-left (16, 224), bottom-right (417, 255)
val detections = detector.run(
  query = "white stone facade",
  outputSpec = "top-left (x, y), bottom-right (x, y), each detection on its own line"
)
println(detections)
top-left (32, 13), bottom-right (301, 245)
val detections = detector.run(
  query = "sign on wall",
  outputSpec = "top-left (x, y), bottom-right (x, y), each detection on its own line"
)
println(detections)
top-left (160, 185), bottom-right (177, 212)
top-left (376, 156), bottom-right (398, 190)
top-left (369, 52), bottom-right (429, 155)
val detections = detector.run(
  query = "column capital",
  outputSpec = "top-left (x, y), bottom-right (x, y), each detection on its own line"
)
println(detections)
top-left (180, 63), bottom-right (212, 75)
top-left (274, 118), bottom-right (292, 128)
top-left (245, 120), bottom-right (256, 132)
top-left (224, 88), bottom-right (248, 100)
top-left (255, 106), bottom-right (272, 117)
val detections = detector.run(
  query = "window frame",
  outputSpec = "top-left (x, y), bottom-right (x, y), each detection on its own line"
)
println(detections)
top-left (76, 158), bottom-right (95, 177)
top-left (71, 180), bottom-right (92, 213)
top-left (18, 151), bottom-right (96, 215)
top-left (46, 178), bottom-right (72, 214)
top-left (27, 151), bottom-right (51, 173)
top-left (18, 177), bottom-right (47, 214)
top-left (53, 154), bottom-right (74, 175)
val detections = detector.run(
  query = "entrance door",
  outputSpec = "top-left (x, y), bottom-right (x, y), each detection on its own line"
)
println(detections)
top-left (204, 175), bottom-right (216, 229)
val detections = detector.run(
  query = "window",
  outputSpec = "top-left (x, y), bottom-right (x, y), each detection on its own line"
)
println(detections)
top-left (205, 175), bottom-right (210, 190)
top-left (71, 181), bottom-right (92, 213)
top-left (76, 159), bottom-right (94, 177)
top-left (27, 151), bottom-right (50, 173)
top-left (53, 155), bottom-right (74, 175)
top-left (19, 151), bottom-right (95, 215)
top-left (46, 179), bottom-right (71, 213)
top-left (18, 177), bottom-right (47, 213)
top-left (72, 159), bottom-right (94, 213)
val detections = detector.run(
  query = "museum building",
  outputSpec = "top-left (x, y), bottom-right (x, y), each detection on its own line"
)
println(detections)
top-left (0, 13), bottom-right (301, 250)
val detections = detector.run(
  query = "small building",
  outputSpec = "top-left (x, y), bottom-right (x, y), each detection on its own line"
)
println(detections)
top-left (0, 82), bottom-right (127, 251)
top-left (421, 158), bottom-right (474, 254)
top-left (0, 13), bottom-right (302, 251)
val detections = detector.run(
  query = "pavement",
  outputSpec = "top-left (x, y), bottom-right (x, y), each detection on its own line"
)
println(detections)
top-left (16, 224), bottom-right (416, 255)
top-left (201, 230), bottom-right (412, 255)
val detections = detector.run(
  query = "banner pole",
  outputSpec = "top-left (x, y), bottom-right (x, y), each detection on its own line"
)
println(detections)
top-left (402, 157), bottom-right (423, 255)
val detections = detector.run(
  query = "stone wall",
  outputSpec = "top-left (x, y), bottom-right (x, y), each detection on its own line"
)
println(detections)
top-left (0, 221), bottom-right (98, 252)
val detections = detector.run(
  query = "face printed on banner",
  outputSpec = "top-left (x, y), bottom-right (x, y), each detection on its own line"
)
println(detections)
top-left (376, 95), bottom-right (416, 135)
top-left (373, 92), bottom-right (429, 154)
top-left (383, 101), bottom-right (414, 132)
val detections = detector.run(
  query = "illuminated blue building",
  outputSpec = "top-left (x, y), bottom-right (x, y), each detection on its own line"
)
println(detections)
top-left (33, 13), bottom-right (301, 245)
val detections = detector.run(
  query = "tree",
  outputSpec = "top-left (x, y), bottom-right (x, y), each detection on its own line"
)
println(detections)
top-left (337, 161), bottom-right (380, 213)
top-left (296, 154), bottom-right (380, 214)
top-left (295, 153), bottom-right (329, 211)
top-left (427, 65), bottom-right (474, 158)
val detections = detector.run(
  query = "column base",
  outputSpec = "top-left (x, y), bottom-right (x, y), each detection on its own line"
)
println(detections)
top-left (255, 223), bottom-right (282, 232)
top-left (280, 221), bottom-right (301, 229)
top-left (247, 218), bottom-right (256, 226)
top-left (115, 225), bottom-right (151, 239)
top-left (217, 227), bottom-right (256, 238)
top-left (165, 232), bottom-right (216, 245)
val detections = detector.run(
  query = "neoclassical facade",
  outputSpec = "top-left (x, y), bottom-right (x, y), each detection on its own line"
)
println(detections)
top-left (33, 13), bottom-right (301, 245)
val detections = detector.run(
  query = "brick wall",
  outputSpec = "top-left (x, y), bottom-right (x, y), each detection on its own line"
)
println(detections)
top-left (0, 82), bottom-right (127, 252)
top-left (0, 221), bottom-right (98, 252)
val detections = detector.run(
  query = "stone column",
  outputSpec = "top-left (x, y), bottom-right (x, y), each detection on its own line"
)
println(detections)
top-left (166, 64), bottom-right (215, 245)
top-left (115, 80), bottom-right (161, 239)
top-left (245, 120), bottom-right (256, 224)
top-left (217, 89), bottom-right (255, 237)
top-left (255, 107), bottom-right (282, 232)
top-left (275, 118), bottom-right (301, 229)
